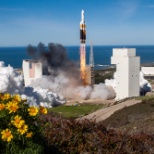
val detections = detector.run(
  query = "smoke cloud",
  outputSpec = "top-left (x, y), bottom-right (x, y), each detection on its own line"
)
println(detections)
top-left (0, 43), bottom-right (116, 108)
top-left (27, 42), bottom-right (80, 80)
top-left (140, 72), bottom-right (152, 95)
top-left (105, 72), bottom-right (152, 98)
top-left (0, 61), bottom-right (23, 94)
top-left (0, 61), bottom-right (63, 107)
top-left (0, 43), bottom-right (152, 108)
top-left (27, 43), bottom-right (116, 101)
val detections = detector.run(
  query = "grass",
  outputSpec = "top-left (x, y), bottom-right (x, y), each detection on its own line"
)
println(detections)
top-left (136, 95), bottom-right (154, 101)
top-left (103, 97), bottom-right (154, 134)
top-left (94, 68), bottom-right (115, 84)
top-left (49, 104), bottom-right (104, 118)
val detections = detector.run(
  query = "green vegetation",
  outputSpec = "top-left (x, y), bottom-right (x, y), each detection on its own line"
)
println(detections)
top-left (1, 92), bottom-right (154, 153)
top-left (136, 95), bottom-right (154, 101)
top-left (147, 79), bottom-right (154, 84)
top-left (94, 68), bottom-right (115, 84)
top-left (49, 104), bottom-right (104, 118)
top-left (0, 93), bottom-right (48, 154)
top-left (103, 97), bottom-right (154, 134)
top-left (43, 116), bottom-right (154, 154)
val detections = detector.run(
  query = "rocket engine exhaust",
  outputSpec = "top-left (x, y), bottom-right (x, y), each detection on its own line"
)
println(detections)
top-left (80, 10), bottom-right (87, 85)
top-left (80, 43), bottom-right (86, 85)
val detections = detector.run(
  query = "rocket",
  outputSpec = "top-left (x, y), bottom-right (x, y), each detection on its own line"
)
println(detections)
top-left (80, 10), bottom-right (86, 44)
top-left (80, 10), bottom-right (87, 85)
top-left (79, 10), bottom-right (94, 86)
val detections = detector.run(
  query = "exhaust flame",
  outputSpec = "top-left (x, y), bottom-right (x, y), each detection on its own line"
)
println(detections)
top-left (80, 44), bottom-right (87, 85)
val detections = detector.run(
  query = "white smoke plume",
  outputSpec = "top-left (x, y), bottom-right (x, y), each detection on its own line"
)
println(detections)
top-left (0, 60), bottom-right (115, 107)
top-left (0, 61), bottom-right (23, 94)
top-left (90, 83), bottom-right (116, 100)
top-left (26, 43), bottom-right (116, 101)
top-left (0, 61), bottom-right (64, 107)
top-left (31, 72), bottom-right (116, 101)
top-left (0, 59), bottom-right (152, 108)
top-left (105, 73), bottom-right (117, 92)
top-left (140, 72), bottom-right (152, 95)
top-left (105, 72), bottom-right (152, 97)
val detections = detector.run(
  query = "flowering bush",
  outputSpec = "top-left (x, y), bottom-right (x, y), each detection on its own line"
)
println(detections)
top-left (0, 93), bottom-right (48, 154)
top-left (43, 115), bottom-right (154, 154)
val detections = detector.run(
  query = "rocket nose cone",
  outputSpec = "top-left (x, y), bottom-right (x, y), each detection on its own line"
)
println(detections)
top-left (81, 10), bottom-right (84, 22)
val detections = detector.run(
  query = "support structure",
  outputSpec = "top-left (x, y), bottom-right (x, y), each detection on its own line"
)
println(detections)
top-left (89, 42), bottom-right (95, 85)
top-left (111, 48), bottom-right (140, 100)
top-left (22, 60), bottom-right (42, 87)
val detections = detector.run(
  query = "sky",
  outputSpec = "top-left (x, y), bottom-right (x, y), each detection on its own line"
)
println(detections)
top-left (0, 0), bottom-right (154, 46)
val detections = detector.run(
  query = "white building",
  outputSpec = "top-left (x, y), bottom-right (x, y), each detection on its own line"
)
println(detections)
top-left (22, 60), bottom-right (42, 87)
top-left (141, 67), bottom-right (154, 76)
top-left (111, 48), bottom-right (140, 100)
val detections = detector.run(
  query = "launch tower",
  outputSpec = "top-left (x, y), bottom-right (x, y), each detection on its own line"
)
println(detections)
top-left (89, 42), bottom-right (95, 85)
top-left (111, 48), bottom-right (140, 100)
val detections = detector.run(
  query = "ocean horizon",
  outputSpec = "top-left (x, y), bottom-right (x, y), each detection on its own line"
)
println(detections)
top-left (0, 45), bottom-right (154, 69)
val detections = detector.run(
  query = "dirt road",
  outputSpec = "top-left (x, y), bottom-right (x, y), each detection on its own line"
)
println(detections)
top-left (79, 99), bottom-right (141, 123)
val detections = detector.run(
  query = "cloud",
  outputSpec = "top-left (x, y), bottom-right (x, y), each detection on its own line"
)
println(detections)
top-left (117, 0), bottom-right (140, 19)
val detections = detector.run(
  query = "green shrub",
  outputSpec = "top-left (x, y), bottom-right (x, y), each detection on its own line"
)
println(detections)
top-left (43, 115), bottom-right (154, 154)
top-left (95, 73), bottom-right (113, 84)
top-left (0, 93), bottom-right (48, 154)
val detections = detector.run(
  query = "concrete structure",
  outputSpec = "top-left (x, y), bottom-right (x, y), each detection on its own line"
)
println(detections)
top-left (141, 67), bottom-right (154, 76)
top-left (85, 65), bottom-right (91, 85)
top-left (141, 67), bottom-right (154, 82)
top-left (111, 48), bottom-right (140, 100)
top-left (22, 60), bottom-right (42, 86)
top-left (89, 42), bottom-right (95, 86)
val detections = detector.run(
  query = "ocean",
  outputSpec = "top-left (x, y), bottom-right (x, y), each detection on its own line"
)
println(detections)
top-left (0, 45), bottom-right (154, 69)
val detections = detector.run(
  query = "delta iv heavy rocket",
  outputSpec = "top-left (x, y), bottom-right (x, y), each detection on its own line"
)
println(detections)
top-left (80, 10), bottom-right (86, 44)
top-left (80, 10), bottom-right (87, 85)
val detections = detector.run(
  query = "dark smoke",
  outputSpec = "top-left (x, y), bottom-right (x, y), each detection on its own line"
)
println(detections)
top-left (27, 42), bottom-right (81, 81)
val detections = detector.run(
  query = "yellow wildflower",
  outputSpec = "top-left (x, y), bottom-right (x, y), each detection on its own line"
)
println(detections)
top-left (28, 106), bottom-right (38, 116)
top-left (1, 128), bottom-right (13, 142)
top-left (2, 93), bottom-right (10, 100)
top-left (17, 124), bottom-right (28, 135)
top-left (6, 102), bottom-right (19, 114)
top-left (26, 132), bottom-right (33, 138)
top-left (40, 106), bottom-right (48, 114)
top-left (12, 94), bottom-right (21, 103)
top-left (0, 103), bottom-right (5, 110)
top-left (11, 115), bottom-right (25, 128)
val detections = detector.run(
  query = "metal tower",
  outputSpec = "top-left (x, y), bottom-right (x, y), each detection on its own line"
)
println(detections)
top-left (89, 42), bottom-right (95, 85)
top-left (89, 42), bottom-right (94, 67)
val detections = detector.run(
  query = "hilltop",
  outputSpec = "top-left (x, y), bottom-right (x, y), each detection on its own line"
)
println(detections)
top-left (103, 96), bottom-right (154, 134)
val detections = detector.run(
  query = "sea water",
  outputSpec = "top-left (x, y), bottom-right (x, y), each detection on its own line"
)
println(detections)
top-left (0, 45), bottom-right (154, 69)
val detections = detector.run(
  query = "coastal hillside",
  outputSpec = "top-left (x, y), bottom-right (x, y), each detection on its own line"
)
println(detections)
top-left (103, 96), bottom-right (154, 134)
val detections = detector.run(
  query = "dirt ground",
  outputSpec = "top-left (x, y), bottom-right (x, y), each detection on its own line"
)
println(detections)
top-left (79, 99), bottom-right (141, 122)
top-left (65, 99), bottom-right (115, 106)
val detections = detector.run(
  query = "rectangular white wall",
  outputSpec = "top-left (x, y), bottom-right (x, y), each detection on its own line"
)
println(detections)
top-left (22, 60), bottom-right (42, 87)
top-left (111, 48), bottom-right (140, 100)
top-left (141, 67), bottom-right (154, 75)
